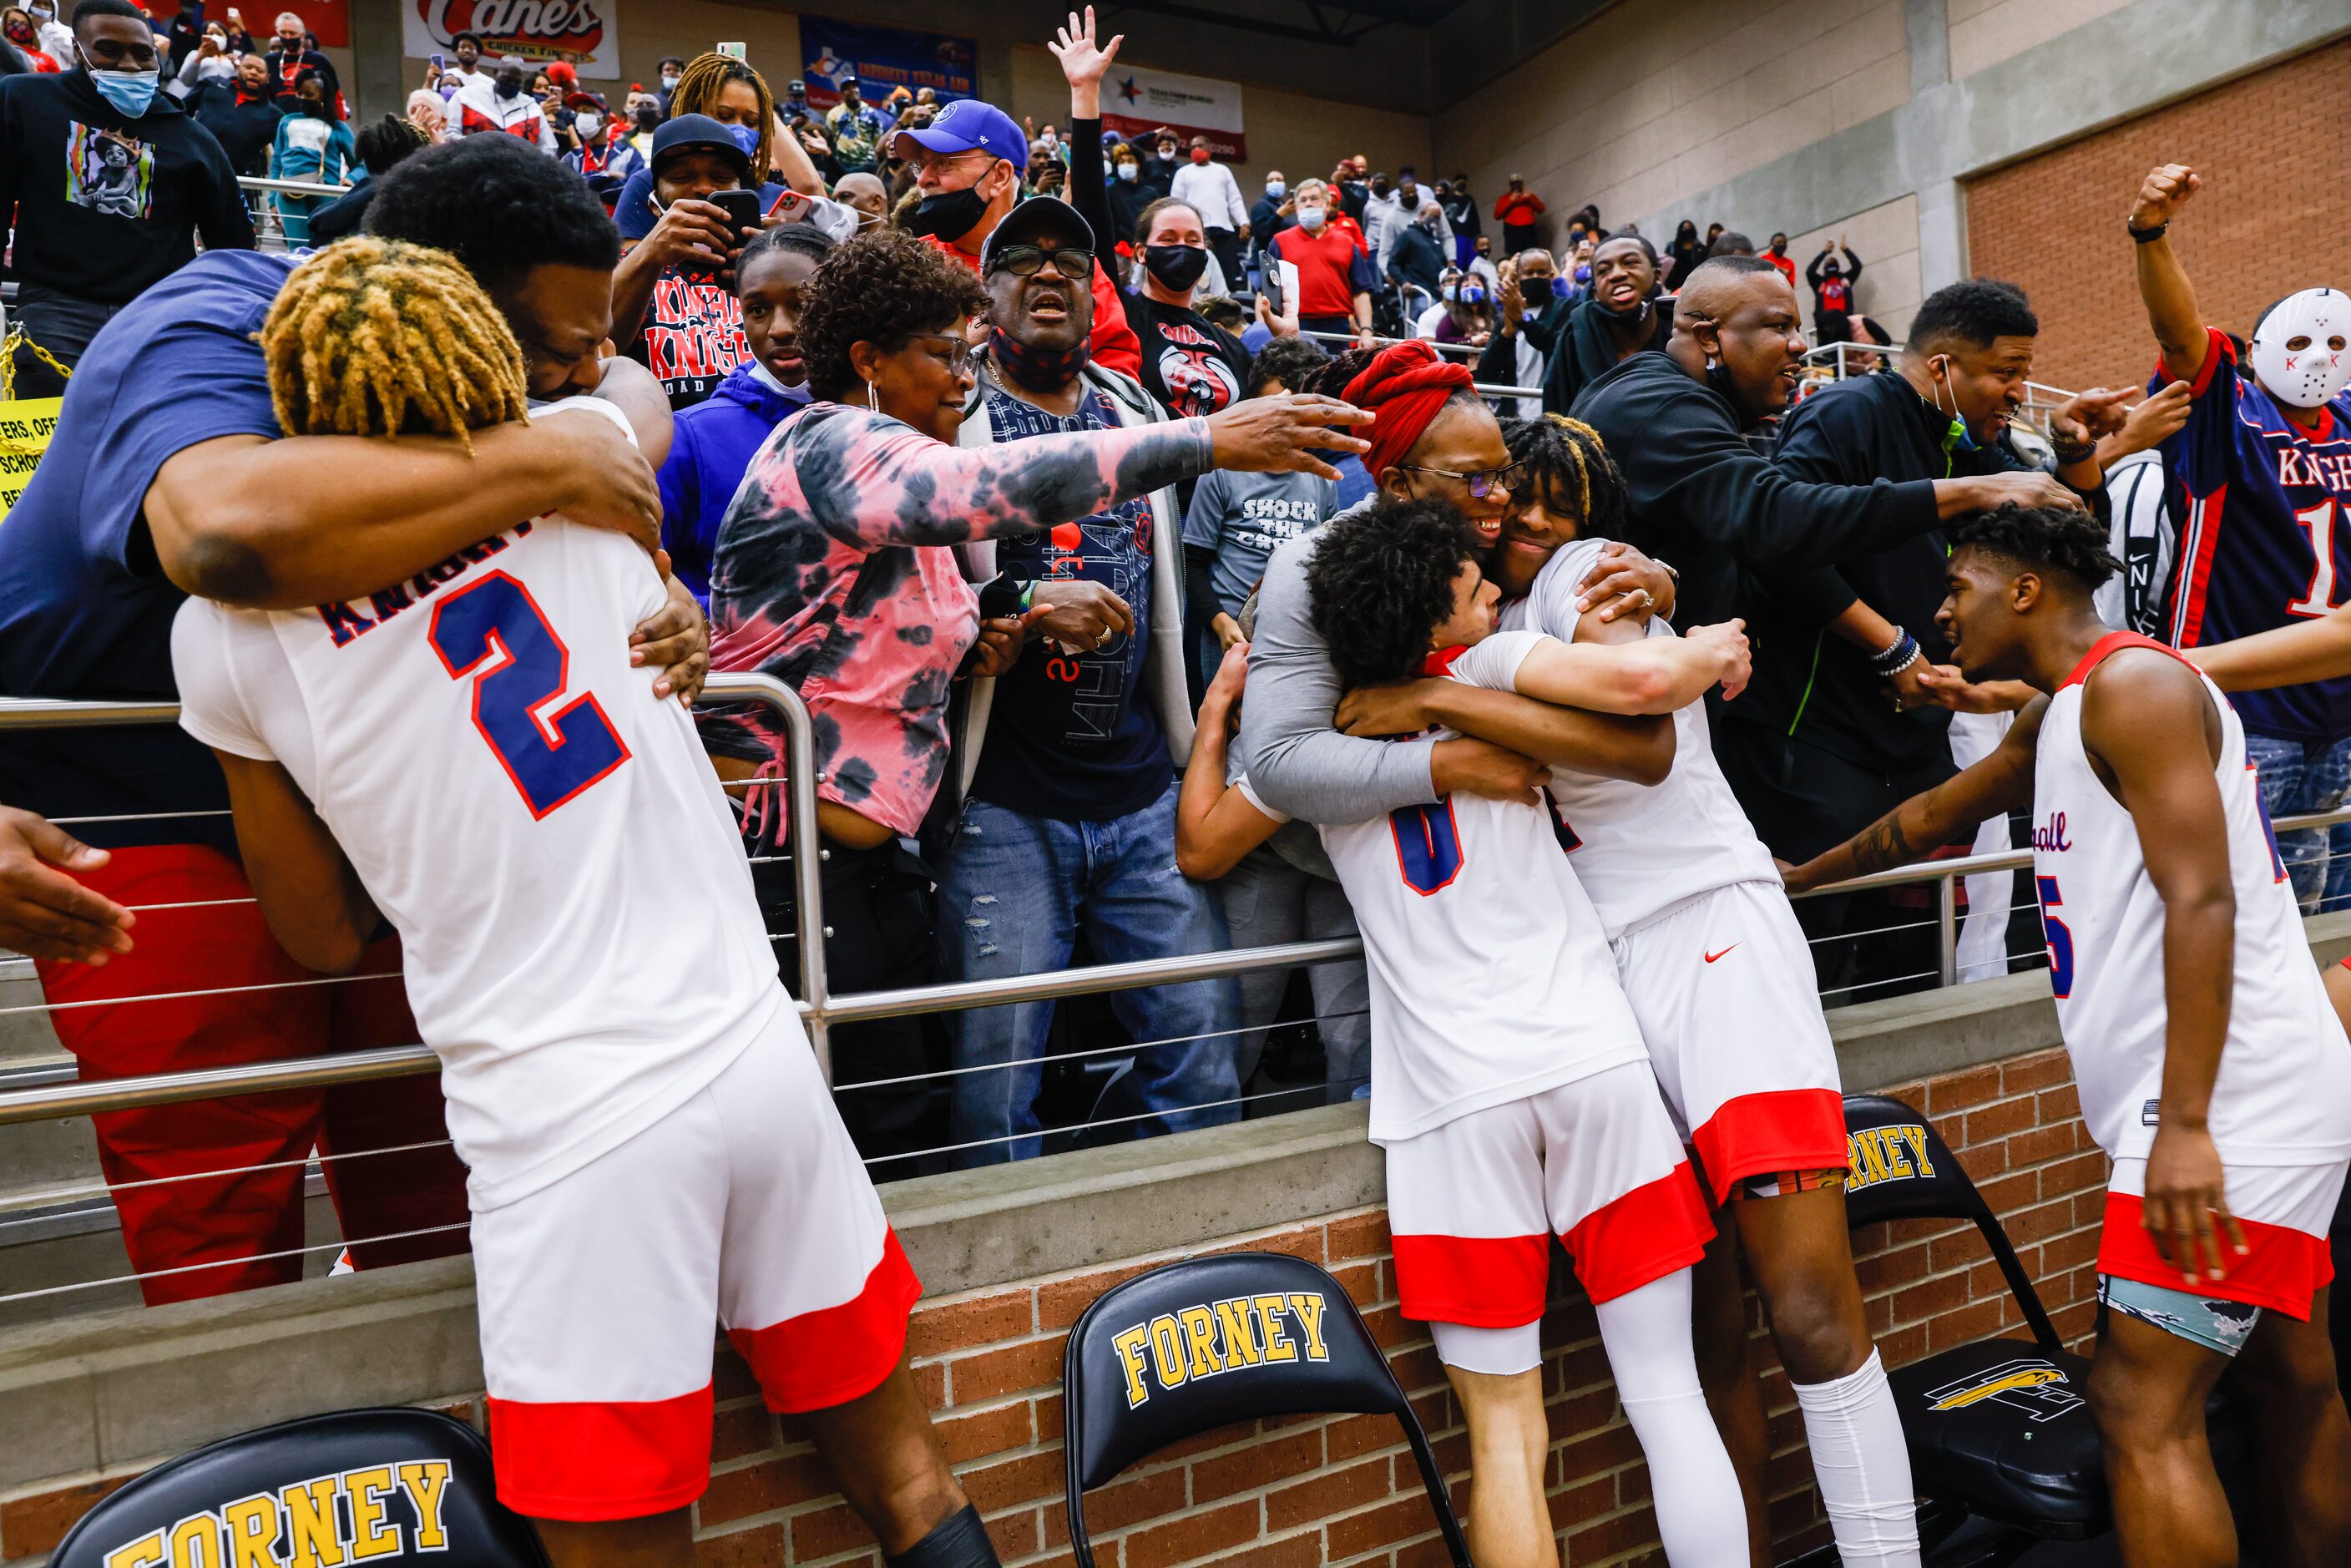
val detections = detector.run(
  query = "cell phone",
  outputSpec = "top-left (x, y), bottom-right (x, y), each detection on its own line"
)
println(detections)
top-left (712, 189), bottom-right (763, 241)
top-left (715, 40), bottom-right (746, 59)
top-left (766, 188), bottom-right (813, 225)
top-left (428, 53), bottom-right (443, 72)
top-left (1265, 259), bottom-right (1299, 321)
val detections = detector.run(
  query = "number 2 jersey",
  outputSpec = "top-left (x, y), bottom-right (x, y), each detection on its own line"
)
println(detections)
top-left (2033, 631), bottom-right (2351, 1170)
top-left (170, 401), bottom-right (785, 1211)
top-left (2160, 326), bottom-right (2351, 742)
top-left (1316, 630), bottom-right (1648, 1146)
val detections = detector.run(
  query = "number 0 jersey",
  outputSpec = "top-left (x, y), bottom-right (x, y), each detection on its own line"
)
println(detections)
top-left (1498, 537), bottom-right (1780, 938)
top-left (171, 401), bottom-right (785, 1211)
top-left (1316, 630), bottom-right (1648, 1145)
top-left (2161, 326), bottom-right (2351, 742)
top-left (2033, 632), bottom-right (2351, 1168)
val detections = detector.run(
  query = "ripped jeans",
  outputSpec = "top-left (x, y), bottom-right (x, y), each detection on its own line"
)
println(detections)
top-left (935, 779), bottom-right (1241, 1166)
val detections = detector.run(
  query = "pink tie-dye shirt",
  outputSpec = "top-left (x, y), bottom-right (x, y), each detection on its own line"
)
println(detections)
top-left (707, 402), bottom-right (1211, 835)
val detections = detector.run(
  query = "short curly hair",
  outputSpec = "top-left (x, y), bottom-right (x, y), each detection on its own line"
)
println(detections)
top-left (365, 134), bottom-right (618, 295)
top-left (1949, 502), bottom-right (2120, 594)
top-left (798, 230), bottom-right (989, 404)
top-left (1246, 336), bottom-right (1327, 397)
top-left (1307, 497), bottom-right (1479, 689)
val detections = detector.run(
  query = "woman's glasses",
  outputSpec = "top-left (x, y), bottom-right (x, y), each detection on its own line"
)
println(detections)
top-left (1393, 459), bottom-right (1528, 500)
top-left (908, 334), bottom-right (986, 377)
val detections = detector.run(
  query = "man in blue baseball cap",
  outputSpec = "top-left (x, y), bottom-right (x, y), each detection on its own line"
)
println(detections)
top-left (892, 97), bottom-right (1140, 377)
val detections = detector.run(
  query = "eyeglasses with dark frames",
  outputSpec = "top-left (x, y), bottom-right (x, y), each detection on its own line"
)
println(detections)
top-left (1392, 459), bottom-right (1528, 500)
top-left (988, 244), bottom-right (1095, 280)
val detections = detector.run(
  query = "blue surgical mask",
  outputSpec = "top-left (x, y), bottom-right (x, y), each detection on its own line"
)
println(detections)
top-left (726, 122), bottom-right (759, 156)
top-left (1441, 284), bottom-right (1458, 302)
top-left (1265, 180), bottom-right (1284, 199)
top-left (1116, 163), bottom-right (1138, 182)
top-left (80, 50), bottom-right (159, 118)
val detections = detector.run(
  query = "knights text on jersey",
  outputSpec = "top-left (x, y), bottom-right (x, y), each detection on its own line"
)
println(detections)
top-left (1497, 538), bottom-right (1779, 938)
top-left (1315, 629), bottom-right (1649, 1144)
top-left (172, 407), bottom-right (786, 1211)
top-left (2160, 327), bottom-right (2351, 742)
top-left (2031, 632), bottom-right (2351, 1168)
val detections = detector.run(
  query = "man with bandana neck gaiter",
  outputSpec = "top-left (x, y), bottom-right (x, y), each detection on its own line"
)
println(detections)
top-left (934, 190), bottom-right (1245, 1166)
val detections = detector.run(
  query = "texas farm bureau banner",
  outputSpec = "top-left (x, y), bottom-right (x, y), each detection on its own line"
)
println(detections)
top-left (403, 0), bottom-right (618, 77)
top-left (798, 18), bottom-right (975, 113)
top-left (1100, 64), bottom-right (1246, 162)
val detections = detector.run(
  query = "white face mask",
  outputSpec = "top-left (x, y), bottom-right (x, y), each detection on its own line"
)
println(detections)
top-left (1296, 204), bottom-right (1325, 230)
top-left (2252, 288), bottom-right (2351, 409)
top-left (573, 111), bottom-right (599, 138)
top-left (660, 72), bottom-right (679, 89)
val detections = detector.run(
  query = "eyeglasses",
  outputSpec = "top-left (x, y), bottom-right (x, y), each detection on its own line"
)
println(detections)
top-left (1393, 459), bottom-right (1527, 500)
top-left (989, 244), bottom-right (1094, 280)
top-left (908, 333), bottom-right (986, 377)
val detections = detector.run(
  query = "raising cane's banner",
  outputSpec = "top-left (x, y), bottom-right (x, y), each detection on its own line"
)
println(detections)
top-left (402, 0), bottom-right (618, 77)
top-left (1100, 64), bottom-right (1246, 162)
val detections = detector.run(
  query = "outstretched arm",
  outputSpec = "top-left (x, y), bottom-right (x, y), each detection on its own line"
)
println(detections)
top-left (2180, 611), bottom-right (2351, 694)
top-left (2078, 650), bottom-right (2243, 1283)
top-left (2129, 163), bottom-right (2210, 386)
top-left (1782, 699), bottom-right (2044, 892)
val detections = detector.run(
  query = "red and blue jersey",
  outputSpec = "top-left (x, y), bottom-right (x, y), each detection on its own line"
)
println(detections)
top-left (2161, 327), bottom-right (2351, 742)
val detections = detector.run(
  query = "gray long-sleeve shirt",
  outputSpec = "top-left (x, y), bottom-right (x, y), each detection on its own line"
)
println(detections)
top-left (1235, 524), bottom-right (1441, 825)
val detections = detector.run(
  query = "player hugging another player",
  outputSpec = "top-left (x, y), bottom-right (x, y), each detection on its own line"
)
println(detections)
top-left (1787, 503), bottom-right (2351, 1568)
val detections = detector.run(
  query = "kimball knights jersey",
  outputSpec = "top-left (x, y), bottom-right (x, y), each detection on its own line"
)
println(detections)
top-left (2032, 631), bottom-right (2351, 1169)
top-left (1316, 630), bottom-right (1648, 1146)
top-left (2161, 326), bottom-right (2351, 742)
top-left (1498, 537), bottom-right (1779, 938)
top-left (171, 398), bottom-right (786, 1211)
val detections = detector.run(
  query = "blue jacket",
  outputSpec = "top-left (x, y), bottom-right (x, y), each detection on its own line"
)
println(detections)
top-left (656, 360), bottom-right (811, 604)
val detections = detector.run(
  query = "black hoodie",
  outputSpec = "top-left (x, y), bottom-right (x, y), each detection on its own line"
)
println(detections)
top-left (0, 67), bottom-right (254, 301)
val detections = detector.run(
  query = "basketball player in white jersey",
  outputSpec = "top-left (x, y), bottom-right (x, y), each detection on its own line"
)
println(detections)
top-left (170, 242), bottom-right (999, 1568)
top-left (1786, 503), bottom-right (2351, 1567)
top-left (1336, 414), bottom-right (1918, 1564)
top-left (1304, 495), bottom-right (1753, 1568)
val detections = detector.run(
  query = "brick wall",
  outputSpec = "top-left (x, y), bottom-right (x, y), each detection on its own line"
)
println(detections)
top-left (1964, 37), bottom-right (2351, 396)
top-left (0, 1044), bottom-right (2109, 1568)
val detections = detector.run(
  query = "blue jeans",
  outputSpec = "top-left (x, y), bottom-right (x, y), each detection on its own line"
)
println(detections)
top-left (2244, 731), bottom-right (2351, 912)
top-left (937, 779), bottom-right (1241, 1165)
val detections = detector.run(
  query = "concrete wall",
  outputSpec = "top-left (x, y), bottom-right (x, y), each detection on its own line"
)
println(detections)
top-left (10, 917), bottom-right (2349, 1568)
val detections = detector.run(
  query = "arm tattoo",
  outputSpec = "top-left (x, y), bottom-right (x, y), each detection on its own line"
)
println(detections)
top-left (1851, 811), bottom-right (1917, 875)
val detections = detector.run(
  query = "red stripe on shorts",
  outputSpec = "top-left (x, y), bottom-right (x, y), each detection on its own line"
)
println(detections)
top-left (2098, 1192), bottom-right (2335, 1320)
top-left (1689, 1087), bottom-right (1848, 1208)
top-left (487, 1383), bottom-right (715, 1520)
top-left (730, 1227), bottom-right (923, 1411)
top-left (1560, 1163), bottom-right (1716, 1305)
top-left (1390, 1232), bottom-right (1551, 1327)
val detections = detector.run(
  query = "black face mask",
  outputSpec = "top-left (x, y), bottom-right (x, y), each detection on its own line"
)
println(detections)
top-left (989, 324), bottom-right (1088, 392)
top-left (1143, 244), bottom-right (1209, 292)
top-left (634, 104), bottom-right (660, 130)
top-left (494, 77), bottom-right (520, 100)
top-left (910, 184), bottom-right (989, 244)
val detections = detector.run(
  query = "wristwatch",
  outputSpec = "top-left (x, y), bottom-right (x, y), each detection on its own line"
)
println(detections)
top-left (2126, 217), bottom-right (2168, 244)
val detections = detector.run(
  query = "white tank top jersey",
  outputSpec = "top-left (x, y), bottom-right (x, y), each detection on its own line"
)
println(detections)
top-left (171, 397), bottom-right (786, 1211)
top-left (1497, 538), bottom-right (1780, 938)
top-left (1316, 629), bottom-right (1649, 1145)
top-left (2033, 632), bottom-right (2351, 1168)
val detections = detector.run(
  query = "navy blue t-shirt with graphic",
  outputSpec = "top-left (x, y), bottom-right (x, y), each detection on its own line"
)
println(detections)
top-left (966, 386), bottom-right (1171, 823)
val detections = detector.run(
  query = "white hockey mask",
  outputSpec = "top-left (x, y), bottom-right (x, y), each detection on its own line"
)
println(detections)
top-left (2251, 287), bottom-right (2351, 408)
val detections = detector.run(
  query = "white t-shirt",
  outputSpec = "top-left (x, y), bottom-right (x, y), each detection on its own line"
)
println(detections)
top-left (1316, 629), bottom-right (1647, 1143)
top-left (171, 399), bottom-right (786, 1211)
top-left (1499, 537), bottom-right (1779, 938)
top-left (2035, 635), bottom-right (2351, 1166)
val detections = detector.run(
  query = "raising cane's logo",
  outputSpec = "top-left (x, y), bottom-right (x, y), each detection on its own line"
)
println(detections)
top-left (416, 0), bottom-right (607, 63)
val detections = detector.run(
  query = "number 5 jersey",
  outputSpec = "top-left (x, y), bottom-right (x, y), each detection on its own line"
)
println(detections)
top-left (170, 399), bottom-right (786, 1211)
top-left (1314, 629), bottom-right (1649, 1146)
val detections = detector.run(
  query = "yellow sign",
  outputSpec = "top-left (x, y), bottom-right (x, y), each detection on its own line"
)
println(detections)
top-left (0, 397), bottom-right (63, 519)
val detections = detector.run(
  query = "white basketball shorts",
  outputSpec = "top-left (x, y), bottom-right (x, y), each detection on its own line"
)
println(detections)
top-left (1384, 1060), bottom-right (1715, 1328)
top-left (473, 1015), bottom-right (919, 1520)
top-left (1611, 879), bottom-right (1848, 1205)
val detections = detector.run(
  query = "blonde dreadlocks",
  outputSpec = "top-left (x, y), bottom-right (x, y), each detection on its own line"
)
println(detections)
top-left (1501, 412), bottom-right (1626, 539)
top-left (259, 236), bottom-right (530, 452)
top-left (670, 53), bottom-right (776, 181)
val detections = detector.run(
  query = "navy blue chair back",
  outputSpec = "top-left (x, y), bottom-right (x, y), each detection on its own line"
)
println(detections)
top-left (52, 1409), bottom-right (544, 1568)
top-left (1061, 1252), bottom-right (1469, 1568)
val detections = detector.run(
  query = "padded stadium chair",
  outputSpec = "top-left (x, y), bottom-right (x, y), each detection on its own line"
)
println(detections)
top-left (51, 1408), bottom-right (546, 1568)
top-left (1840, 1094), bottom-right (2250, 1568)
top-left (1062, 1252), bottom-right (1471, 1568)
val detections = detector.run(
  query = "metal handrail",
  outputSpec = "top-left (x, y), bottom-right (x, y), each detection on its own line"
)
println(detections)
top-left (1296, 327), bottom-right (1540, 401)
top-left (8, 694), bottom-right (2349, 1128)
top-left (235, 175), bottom-right (353, 198)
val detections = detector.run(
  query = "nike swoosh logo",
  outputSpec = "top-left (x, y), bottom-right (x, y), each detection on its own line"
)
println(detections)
top-left (1704, 944), bottom-right (1740, 964)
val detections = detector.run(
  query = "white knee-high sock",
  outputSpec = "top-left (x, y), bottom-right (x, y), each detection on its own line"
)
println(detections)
top-left (1593, 1269), bottom-right (1750, 1567)
top-left (1792, 1349), bottom-right (1920, 1565)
